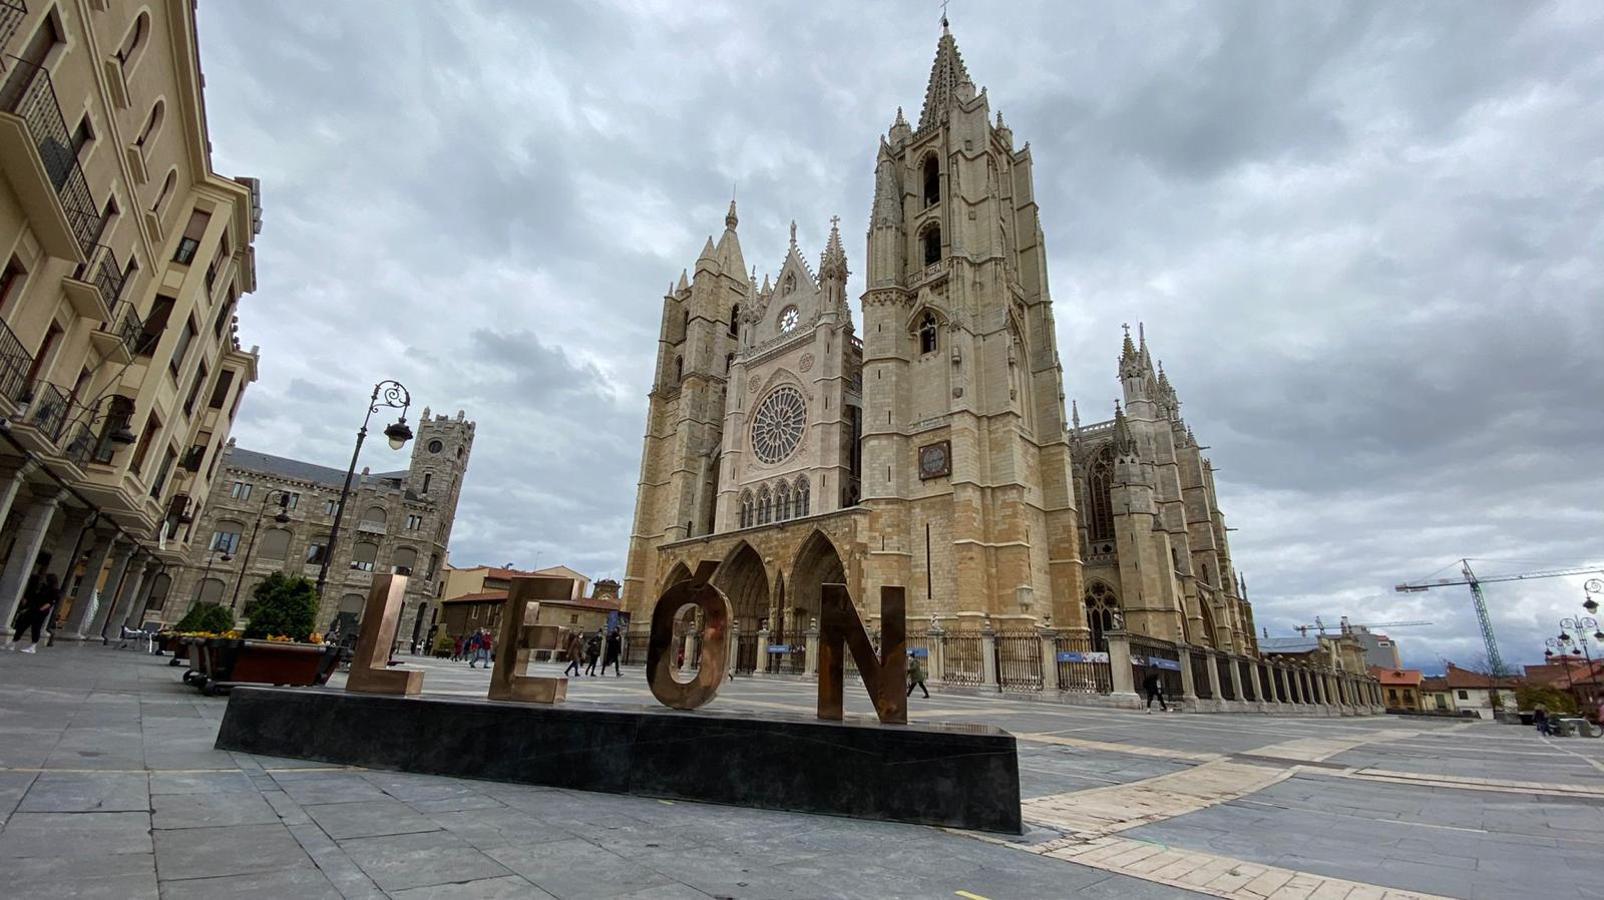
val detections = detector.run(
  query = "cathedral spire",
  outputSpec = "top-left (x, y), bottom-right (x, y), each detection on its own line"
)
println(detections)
top-left (714, 201), bottom-right (747, 280)
top-left (725, 198), bottom-right (739, 230)
top-left (677, 268), bottom-right (689, 293)
top-left (918, 25), bottom-right (974, 130)
top-left (820, 214), bottom-right (847, 277)
top-left (1112, 400), bottom-right (1138, 456)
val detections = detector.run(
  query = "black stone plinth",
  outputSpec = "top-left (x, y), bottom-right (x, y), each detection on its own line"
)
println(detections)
top-left (215, 687), bottom-right (1022, 833)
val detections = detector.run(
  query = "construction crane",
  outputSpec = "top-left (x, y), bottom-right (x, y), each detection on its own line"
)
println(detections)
top-left (1293, 617), bottom-right (1431, 638)
top-left (1394, 560), bottom-right (1604, 677)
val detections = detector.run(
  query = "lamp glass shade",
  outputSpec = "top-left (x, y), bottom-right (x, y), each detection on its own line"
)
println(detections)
top-left (1585, 598), bottom-right (1600, 614)
top-left (1544, 649), bottom-right (1553, 657)
top-left (274, 512), bottom-right (291, 524)
top-left (109, 427), bottom-right (137, 445)
top-left (383, 419), bottom-right (413, 450)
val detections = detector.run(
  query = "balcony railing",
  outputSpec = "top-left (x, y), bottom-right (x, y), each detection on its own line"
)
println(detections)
top-left (22, 380), bottom-right (70, 442)
top-left (1, 55), bottom-right (103, 256)
top-left (116, 303), bottom-right (145, 353)
top-left (0, 317), bottom-right (30, 405)
top-left (0, 3), bottom-right (25, 59)
top-left (62, 421), bottom-right (95, 469)
top-left (73, 243), bottom-right (126, 310)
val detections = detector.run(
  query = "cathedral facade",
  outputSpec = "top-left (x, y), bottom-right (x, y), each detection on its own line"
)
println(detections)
top-left (623, 27), bottom-right (1256, 655)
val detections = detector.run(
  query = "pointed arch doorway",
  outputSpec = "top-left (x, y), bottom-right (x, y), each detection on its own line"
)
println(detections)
top-left (788, 530), bottom-right (846, 642)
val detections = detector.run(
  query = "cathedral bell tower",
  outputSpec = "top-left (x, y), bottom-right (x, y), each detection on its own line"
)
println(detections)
top-left (857, 24), bottom-right (1083, 626)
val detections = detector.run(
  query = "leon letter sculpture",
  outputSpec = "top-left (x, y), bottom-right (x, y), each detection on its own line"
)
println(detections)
top-left (487, 576), bottom-right (569, 704)
top-left (344, 573), bottom-right (424, 695)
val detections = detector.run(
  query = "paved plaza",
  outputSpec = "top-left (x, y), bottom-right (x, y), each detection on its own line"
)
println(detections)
top-left (0, 646), bottom-right (1600, 899)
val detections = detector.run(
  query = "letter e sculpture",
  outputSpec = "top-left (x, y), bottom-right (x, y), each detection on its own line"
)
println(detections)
top-left (487, 576), bottom-right (568, 704)
top-left (344, 574), bottom-right (424, 695)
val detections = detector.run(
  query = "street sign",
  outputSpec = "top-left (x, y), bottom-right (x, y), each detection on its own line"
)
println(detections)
top-left (1057, 651), bottom-right (1109, 664)
top-left (767, 644), bottom-right (791, 654)
top-left (1144, 656), bottom-right (1182, 671)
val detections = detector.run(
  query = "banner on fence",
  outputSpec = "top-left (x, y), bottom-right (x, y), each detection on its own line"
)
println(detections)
top-left (767, 644), bottom-right (791, 654)
top-left (1141, 656), bottom-right (1182, 671)
top-left (1057, 651), bottom-right (1109, 663)
top-left (908, 647), bottom-right (928, 658)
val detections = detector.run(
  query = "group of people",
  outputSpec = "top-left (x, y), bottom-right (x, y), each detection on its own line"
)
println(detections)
top-left (450, 628), bottom-right (495, 668)
top-left (563, 628), bottom-right (621, 677)
top-left (3, 572), bottom-right (63, 653)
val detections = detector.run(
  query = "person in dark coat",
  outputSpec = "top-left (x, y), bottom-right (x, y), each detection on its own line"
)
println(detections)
top-left (1142, 671), bottom-right (1170, 712)
top-left (602, 630), bottom-right (622, 677)
top-left (563, 629), bottom-right (585, 677)
top-left (8, 573), bottom-right (61, 653)
top-left (584, 630), bottom-right (602, 676)
top-left (906, 651), bottom-right (929, 698)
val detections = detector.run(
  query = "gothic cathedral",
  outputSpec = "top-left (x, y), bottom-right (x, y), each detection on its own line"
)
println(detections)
top-left (623, 26), bottom-right (1258, 656)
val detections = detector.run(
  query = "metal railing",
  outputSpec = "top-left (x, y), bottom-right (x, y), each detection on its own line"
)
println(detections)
top-left (22, 380), bottom-right (69, 441)
top-left (0, 2), bottom-right (24, 59)
top-left (1053, 634), bottom-right (1113, 694)
top-left (1, 55), bottom-right (102, 255)
top-left (74, 243), bottom-right (125, 310)
top-left (995, 632), bottom-right (1043, 693)
top-left (1237, 658), bottom-right (1258, 701)
top-left (939, 632), bottom-right (984, 686)
top-left (114, 303), bottom-right (145, 353)
top-left (1215, 654), bottom-right (1237, 700)
top-left (0, 317), bottom-right (30, 404)
top-left (1191, 650), bottom-right (1215, 700)
top-left (733, 632), bottom-right (758, 675)
top-left (1130, 635), bottom-right (1184, 700)
top-left (62, 421), bottom-right (95, 468)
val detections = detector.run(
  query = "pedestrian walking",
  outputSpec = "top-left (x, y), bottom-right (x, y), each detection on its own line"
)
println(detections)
top-left (906, 651), bottom-right (929, 698)
top-left (478, 629), bottom-right (494, 667)
top-left (466, 630), bottom-right (484, 667)
top-left (1533, 704), bottom-right (1550, 736)
top-left (6, 573), bottom-right (60, 653)
top-left (1142, 671), bottom-right (1170, 712)
top-left (563, 629), bottom-right (585, 677)
top-left (585, 630), bottom-right (602, 676)
top-left (603, 630), bottom-right (622, 677)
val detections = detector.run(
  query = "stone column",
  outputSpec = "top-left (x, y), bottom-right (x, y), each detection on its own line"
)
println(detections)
top-left (1220, 655), bottom-right (1242, 708)
top-left (87, 544), bottom-right (136, 638)
top-left (1246, 660), bottom-right (1266, 712)
top-left (1201, 651), bottom-right (1223, 711)
top-left (43, 508), bottom-right (92, 584)
top-left (60, 533), bottom-right (115, 637)
top-left (1039, 628), bottom-right (1059, 693)
top-left (1288, 668), bottom-right (1303, 706)
top-left (803, 624), bottom-right (819, 677)
top-left (100, 557), bottom-right (152, 640)
top-left (0, 489), bottom-right (65, 634)
top-left (1177, 646), bottom-right (1197, 707)
top-left (928, 626), bottom-right (945, 683)
top-left (121, 562), bottom-right (164, 630)
top-left (0, 460), bottom-right (37, 535)
top-left (754, 626), bottom-right (769, 677)
top-left (980, 627), bottom-right (998, 689)
top-left (1106, 631), bottom-right (1139, 705)
top-left (682, 633), bottom-right (700, 675)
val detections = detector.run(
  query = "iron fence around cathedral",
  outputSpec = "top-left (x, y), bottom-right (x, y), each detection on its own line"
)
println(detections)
top-left (733, 633), bottom-right (758, 676)
top-left (1237, 658), bottom-right (1257, 701)
top-left (765, 643), bottom-right (807, 675)
top-left (939, 632), bottom-right (985, 686)
top-left (994, 633), bottom-right (1044, 693)
top-left (1129, 635), bottom-right (1184, 700)
top-left (1215, 654), bottom-right (1237, 700)
top-left (622, 633), bottom-right (649, 667)
top-left (1190, 651), bottom-right (1214, 700)
top-left (1053, 635), bottom-right (1113, 694)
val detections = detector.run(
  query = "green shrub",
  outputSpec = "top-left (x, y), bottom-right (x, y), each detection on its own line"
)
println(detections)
top-left (173, 602), bottom-right (234, 634)
top-left (1515, 683), bottom-right (1578, 716)
top-left (241, 573), bottom-right (319, 642)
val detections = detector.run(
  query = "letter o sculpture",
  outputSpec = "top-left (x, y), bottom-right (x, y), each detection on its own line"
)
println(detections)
top-left (646, 579), bottom-right (731, 710)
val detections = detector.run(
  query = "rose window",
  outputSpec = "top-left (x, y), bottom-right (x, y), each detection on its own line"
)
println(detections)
top-left (750, 386), bottom-right (807, 464)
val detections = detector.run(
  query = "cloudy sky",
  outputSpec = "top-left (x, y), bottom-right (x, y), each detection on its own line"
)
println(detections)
top-left (195, 1), bottom-right (1603, 671)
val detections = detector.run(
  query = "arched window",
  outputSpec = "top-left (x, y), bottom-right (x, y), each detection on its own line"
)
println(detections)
top-left (682, 308), bottom-right (690, 334)
top-left (151, 168), bottom-right (176, 214)
top-left (1087, 448), bottom-right (1115, 544)
top-left (758, 486), bottom-right (771, 525)
top-left (795, 476), bottom-right (810, 517)
top-left (739, 490), bottom-right (753, 528)
top-left (918, 311), bottom-right (939, 354)
top-left (922, 224), bottom-right (941, 266)
top-left (922, 154), bottom-right (940, 207)
top-left (116, 12), bottom-right (149, 70)
top-left (196, 577), bottom-right (224, 604)
top-left (674, 355), bottom-right (683, 383)
top-left (392, 546), bottom-right (418, 575)
top-left (258, 528), bottom-right (291, 561)
top-left (360, 505), bottom-right (386, 528)
top-left (145, 573), bottom-right (172, 612)
top-left (776, 482), bottom-right (791, 521)
top-left (729, 304), bottom-right (740, 337)
top-left (1200, 562), bottom-right (1210, 586)
top-left (1085, 582), bottom-right (1121, 651)
top-left (350, 541), bottom-right (378, 572)
top-left (136, 99), bottom-right (164, 152)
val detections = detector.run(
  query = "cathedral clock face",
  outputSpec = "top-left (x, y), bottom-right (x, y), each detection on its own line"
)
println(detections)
top-left (750, 386), bottom-right (807, 464)
top-left (778, 306), bottom-right (800, 333)
top-left (918, 440), bottom-right (951, 480)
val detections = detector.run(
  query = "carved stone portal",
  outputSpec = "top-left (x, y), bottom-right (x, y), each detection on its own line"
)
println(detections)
top-left (487, 576), bottom-right (569, 704)
top-left (345, 574), bottom-right (424, 696)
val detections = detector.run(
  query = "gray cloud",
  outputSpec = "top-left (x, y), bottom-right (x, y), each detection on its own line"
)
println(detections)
top-left (198, 0), bottom-right (1604, 671)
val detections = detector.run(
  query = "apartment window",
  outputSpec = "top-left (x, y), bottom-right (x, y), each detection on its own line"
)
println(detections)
top-left (212, 298), bottom-right (235, 338)
top-left (570, 614), bottom-right (579, 624)
top-left (392, 547), bottom-right (417, 575)
top-left (116, 12), bottom-right (150, 70)
top-left (258, 529), bottom-right (291, 561)
top-left (304, 538), bottom-right (330, 565)
top-left (149, 446), bottom-right (177, 498)
top-left (173, 210), bottom-right (211, 264)
top-left (421, 473), bottom-right (432, 494)
top-left (129, 412), bottom-right (160, 473)
top-left (323, 498), bottom-right (338, 516)
top-left (350, 541), bottom-right (378, 572)
top-left (283, 492), bottom-right (300, 511)
top-left (406, 514), bottom-right (422, 530)
top-left (121, 255), bottom-right (139, 297)
top-left (207, 369), bottom-right (234, 409)
top-left (168, 318), bottom-right (196, 377)
top-left (1457, 690), bottom-right (1468, 700)
top-left (70, 113), bottom-right (94, 158)
top-left (0, 256), bottom-right (27, 314)
top-left (182, 362), bottom-right (208, 417)
top-left (136, 295), bottom-right (175, 357)
top-left (136, 99), bottom-right (164, 151)
top-left (23, 322), bottom-right (62, 388)
top-left (230, 481), bottom-right (252, 501)
top-left (210, 525), bottom-right (242, 556)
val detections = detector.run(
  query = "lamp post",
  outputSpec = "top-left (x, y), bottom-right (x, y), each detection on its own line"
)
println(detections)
top-left (313, 380), bottom-right (413, 600)
top-left (228, 489), bottom-right (295, 610)
top-left (194, 545), bottom-right (232, 604)
top-left (1560, 614), bottom-right (1601, 709)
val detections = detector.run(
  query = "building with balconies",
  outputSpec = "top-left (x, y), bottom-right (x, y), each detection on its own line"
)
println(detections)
top-left (0, 0), bottom-right (261, 642)
top-left (171, 408), bottom-right (475, 649)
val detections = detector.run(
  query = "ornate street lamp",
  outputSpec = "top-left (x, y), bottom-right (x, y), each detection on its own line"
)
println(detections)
top-left (313, 380), bottom-right (412, 600)
top-left (1584, 578), bottom-right (1601, 615)
top-left (194, 545), bottom-right (233, 603)
top-left (229, 489), bottom-right (295, 610)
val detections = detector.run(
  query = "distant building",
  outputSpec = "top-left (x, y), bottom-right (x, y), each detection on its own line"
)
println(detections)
top-left (1350, 628), bottom-right (1403, 670)
top-left (443, 563), bottom-right (590, 603)
top-left (1371, 667), bottom-right (1424, 711)
top-left (1260, 632), bottom-right (1369, 674)
top-left (173, 408), bottom-right (474, 646)
top-left (437, 568), bottom-right (621, 643)
top-left (1523, 655), bottom-right (1604, 712)
top-left (1441, 663), bottom-right (1517, 718)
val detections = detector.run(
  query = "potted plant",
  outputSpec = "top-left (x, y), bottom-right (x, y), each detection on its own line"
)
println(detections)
top-left (196, 575), bottom-right (338, 694)
top-left (164, 603), bottom-right (235, 674)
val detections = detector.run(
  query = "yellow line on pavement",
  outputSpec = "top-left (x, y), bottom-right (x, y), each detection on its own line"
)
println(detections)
top-left (954, 891), bottom-right (990, 900)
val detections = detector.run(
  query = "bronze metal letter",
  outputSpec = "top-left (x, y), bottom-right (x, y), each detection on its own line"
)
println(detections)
top-left (345, 574), bottom-right (424, 695)
top-left (488, 577), bottom-right (569, 704)
top-left (817, 584), bottom-right (906, 724)
top-left (645, 578), bottom-right (730, 710)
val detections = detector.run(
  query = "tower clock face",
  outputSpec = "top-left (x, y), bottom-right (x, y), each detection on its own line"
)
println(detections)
top-left (778, 306), bottom-right (800, 333)
top-left (918, 440), bottom-right (951, 479)
top-left (427, 439), bottom-right (443, 453)
top-left (750, 386), bottom-right (807, 464)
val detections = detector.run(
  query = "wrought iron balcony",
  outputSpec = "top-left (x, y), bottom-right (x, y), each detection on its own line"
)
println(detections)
top-left (0, 316), bottom-right (30, 408)
top-left (21, 380), bottom-right (70, 442)
top-left (63, 243), bottom-right (124, 320)
top-left (0, 54), bottom-right (103, 260)
top-left (0, 3), bottom-right (25, 58)
top-left (62, 421), bottom-right (96, 469)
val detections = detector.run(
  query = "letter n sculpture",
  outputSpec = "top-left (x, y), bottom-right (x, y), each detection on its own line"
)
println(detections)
top-left (344, 574), bottom-right (424, 695)
top-left (488, 576), bottom-right (569, 704)
top-left (818, 584), bottom-right (906, 724)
